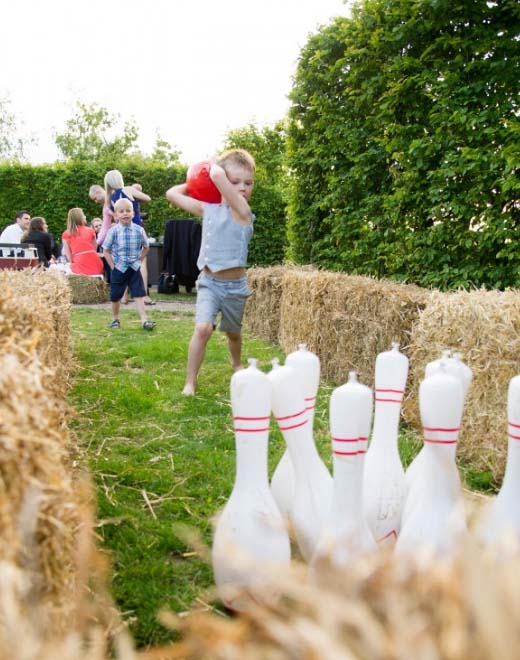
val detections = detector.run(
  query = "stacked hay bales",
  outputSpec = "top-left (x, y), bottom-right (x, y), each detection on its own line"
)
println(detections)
top-left (0, 270), bottom-right (81, 634)
top-left (404, 289), bottom-right (520, 482)
top-left (67, 274), bottom-right (108, 304)
top-left (245, 266), bottom-right (288, 344)
top-left (278, 268), bottom-right (429, 386)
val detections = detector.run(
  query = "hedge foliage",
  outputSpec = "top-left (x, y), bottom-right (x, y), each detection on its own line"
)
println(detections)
top-left (287, 0), bottom-right (520, 289)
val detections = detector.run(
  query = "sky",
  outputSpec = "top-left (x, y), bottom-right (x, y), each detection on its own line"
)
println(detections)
top-left (1, 0), bottom-right (351, 165)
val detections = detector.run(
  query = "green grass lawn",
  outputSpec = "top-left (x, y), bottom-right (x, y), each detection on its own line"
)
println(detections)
top-left (69, 305), bottom-right (494, 647)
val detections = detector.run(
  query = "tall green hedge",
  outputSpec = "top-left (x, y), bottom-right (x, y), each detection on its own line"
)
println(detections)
top-left (287, 0), bottom-right (520, 290)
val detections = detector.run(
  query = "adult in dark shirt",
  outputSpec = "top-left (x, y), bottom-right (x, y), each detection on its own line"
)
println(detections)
top-left (21, 217), bottom-right (54, 267)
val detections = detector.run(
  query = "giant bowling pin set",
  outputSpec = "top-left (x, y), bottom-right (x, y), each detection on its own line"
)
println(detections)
top-left (212, 342), bottom-right (520, 607)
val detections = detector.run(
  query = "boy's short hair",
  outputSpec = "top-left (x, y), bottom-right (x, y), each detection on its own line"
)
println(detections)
top-left (217, 149), bottom-right (255, 174)
top-left (113, 198), bottom-right (134, 212)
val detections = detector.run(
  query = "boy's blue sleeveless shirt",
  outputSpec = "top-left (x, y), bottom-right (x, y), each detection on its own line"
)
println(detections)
top-left (197, 203), bottom-right (254, 272)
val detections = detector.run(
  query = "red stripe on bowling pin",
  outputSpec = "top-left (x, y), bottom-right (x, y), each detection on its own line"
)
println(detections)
top-left (423, 426), bottom-right (461, 432)
top-left (276, 409), bottom-right (306, 421)
top-left (375, 388), bottom-right (404, 404)
top-left (234, 427), bottom-right (270, 432)
top-left (304, 396), bottom-right (316, 412)
top-left (508, 421), bottom-right (520, 441)
top-left (332, 435), bottom-right (366, 456)
top-left (275, 408), bottom-right (308, 431)
top-left (378, 529), bottom-right (398, 542)
top-left (278, 419), bottom-right (308, 431)
top-left (234, 414), bottom-right (271, 433)
top-left (423, 425), bottom-right (460, 444)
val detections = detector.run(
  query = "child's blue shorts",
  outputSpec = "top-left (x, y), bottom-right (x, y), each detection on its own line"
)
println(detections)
top-left (110, 266), bottom-right (146, 302)
top-left (195, 272), bottom-right (251, 333)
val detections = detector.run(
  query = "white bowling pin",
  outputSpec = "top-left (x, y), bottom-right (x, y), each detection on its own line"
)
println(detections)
top-left (312, 372), bottom-right (376, 570)
top-left (268, 359), bottom-right (332, 562)
top-left (363, 343), bottom-right (408, 544)
top-left (396, 367), bottom-right (466, 557)
top-left (478, 375), bottom-right (520, 549)
top-left (453, 352), bottom-right (473, 396)
top-left (212, 359), bottom-right (291, 611)
top-left (271, 344), bottom-right (321, 518)
top-left (405, 352), bottom-right (472, 495)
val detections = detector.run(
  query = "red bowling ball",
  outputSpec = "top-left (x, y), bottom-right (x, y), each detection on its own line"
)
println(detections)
top-left (186, 161), bottom-right (222, 203)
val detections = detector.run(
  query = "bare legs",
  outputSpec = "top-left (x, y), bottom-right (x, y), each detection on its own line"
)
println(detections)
top-left (111, 298), bottom-right (149, 324)
top-left (111, 300), bottom-right (121, 322)
top-left (134, 297), bottom-right (150, 324)
top-left (182, 325), bottom-right (243, 395)
top-left (226, 331), bottom-right (243, 371)
top-left (141, 259), bottom-right (153, 303)
top-left (183, 323), bottom-right (213, 395)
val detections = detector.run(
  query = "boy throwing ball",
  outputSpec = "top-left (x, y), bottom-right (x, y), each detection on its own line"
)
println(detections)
top-left (166, 149), bottom-right (255, 395)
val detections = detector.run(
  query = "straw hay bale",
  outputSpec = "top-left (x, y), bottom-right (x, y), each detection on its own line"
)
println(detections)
top-left (279, 268), bottom-right (429, 386)
top-left (0, 269), bottom-right (73, 399)
top-left (147, 546), bottom-right (520, 660)
top-left (244, 266), bottom-right (289, 344)
top-left (0, 479), bottom-right (132, 660)
top-left (67, 274), bottom-right (108, 304)
top-left (404, 289), bottom-right (520, 481)
top-left (0, 352), bottom-right (79, 628)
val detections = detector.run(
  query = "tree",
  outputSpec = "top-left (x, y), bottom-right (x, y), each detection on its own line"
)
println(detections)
top-left (287, 0), bottom-right (520, 289)
top-left (149, 132), bottom-right (181, 166)
top-left (223, 122), bottom-right (289, 265)
top-left (55, 102), bottom-right (139, 162)
top-left (0, 96), bottom-right (31, 162)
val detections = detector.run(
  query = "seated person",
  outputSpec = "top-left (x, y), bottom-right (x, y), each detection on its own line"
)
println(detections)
top-left (62, 208), bottom-right (104, 276)
top-left (21, 217), bottom-right (54, 267)
top-left (0, 210), bottom-right (31, 243)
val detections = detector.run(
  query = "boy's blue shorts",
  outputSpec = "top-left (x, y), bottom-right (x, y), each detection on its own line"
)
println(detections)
top-left (110, 266), bottom-right (146, 302)
top-left (195, 272), bottom-right (251, 333)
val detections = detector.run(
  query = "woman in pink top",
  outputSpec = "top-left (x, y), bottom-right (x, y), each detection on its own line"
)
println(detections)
top-left (62, 208), bottom-right (103, 275)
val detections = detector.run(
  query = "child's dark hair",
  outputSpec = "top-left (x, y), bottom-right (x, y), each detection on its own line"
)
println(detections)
top-left (217, 149), bottom-right (255, 174)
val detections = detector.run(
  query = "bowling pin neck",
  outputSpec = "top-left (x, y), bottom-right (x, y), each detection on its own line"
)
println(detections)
top-left (330, 453), bottom-right (363, 517)
top-left (282, 422), bottom-right (323, 471)
top-left (233, 411), bottom-right (271, 489)
top-left (422, 432), bottom-right (458, 461)
top-left (501, 425), bottom-right (520, 496)
top-left (234, 437), bottom-right (270, 489)
top-left (370, 390), bottom-right (403, 451)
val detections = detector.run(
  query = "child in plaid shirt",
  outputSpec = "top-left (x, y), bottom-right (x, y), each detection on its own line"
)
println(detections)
top-left (102, 198), bottom-right (156, 331)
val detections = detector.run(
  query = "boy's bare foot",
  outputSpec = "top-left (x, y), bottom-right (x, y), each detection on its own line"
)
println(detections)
top-left (182, 383), bottom-right (196, 396)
